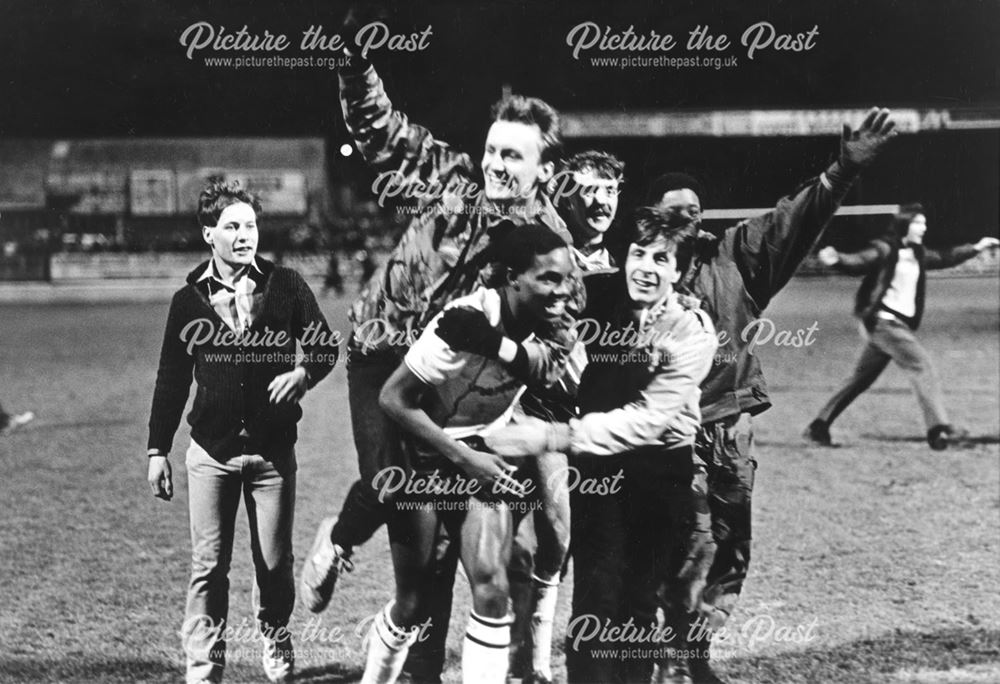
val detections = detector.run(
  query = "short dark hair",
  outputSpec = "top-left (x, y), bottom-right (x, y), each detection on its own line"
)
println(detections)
top-left (491, 95), bottom-right (563, 164)
top-left (197, 180), bottom-right (262, 228)
top-left (645, 172), bottom-right (706, 207)
top-left (486, 221), bottom-right (569, 285)
top-left (565, 150), bottom-right (624, 182)
top-left (628, 206), bottom-right (700, 273)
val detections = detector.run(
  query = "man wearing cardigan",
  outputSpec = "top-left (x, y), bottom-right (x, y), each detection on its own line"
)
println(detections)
top-left (146, 180), bottom-right (339, 684)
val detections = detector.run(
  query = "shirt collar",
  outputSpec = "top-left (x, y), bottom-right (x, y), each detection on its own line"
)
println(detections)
top-left (574, 245), bottom-right (611, 270)
top-left (197, 256), bottom-right (264, 291)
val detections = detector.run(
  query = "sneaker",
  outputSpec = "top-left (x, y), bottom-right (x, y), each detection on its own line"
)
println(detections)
top-left (803, 419), bottom-right (832, 446)
top-left (0, 411), bottom-right (34, 435)
top-left (262, 635), bottom-right (294, 683)
top-left (300, 516), bottom-right (353, 613)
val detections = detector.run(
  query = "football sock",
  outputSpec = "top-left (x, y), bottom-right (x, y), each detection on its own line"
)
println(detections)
top-left (361, 601), bottom-right (416, 684)
top-left (530, 574), bottom-right (560, 680)
top-left (463, 610), bottom-right (512, 684)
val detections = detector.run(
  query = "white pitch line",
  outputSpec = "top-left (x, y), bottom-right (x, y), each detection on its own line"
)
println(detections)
top-left (703, 204), bottom-right (900, 220)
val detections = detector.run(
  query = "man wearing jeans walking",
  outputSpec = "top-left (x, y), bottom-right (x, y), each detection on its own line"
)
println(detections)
top-left (806, 204), bottom-right (998, 449)
top-left (145, 180), bottom-right (338, 683)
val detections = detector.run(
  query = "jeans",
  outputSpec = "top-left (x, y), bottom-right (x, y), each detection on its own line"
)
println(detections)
top-left (182, 439), bottom-right (296, 684)
top-left (817, 317), bottom-right (949, 429)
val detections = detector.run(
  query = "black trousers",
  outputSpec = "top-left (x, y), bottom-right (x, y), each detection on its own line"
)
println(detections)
top-left (566, 445), bottom-right (696, 684)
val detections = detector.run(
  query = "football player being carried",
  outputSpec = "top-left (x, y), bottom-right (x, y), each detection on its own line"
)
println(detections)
top-left (365, 223), bottom-right (576, 684)
top-left (435, 149), bottom-right (625, 682)
top-left (438, 150), bottom-right (625, 684)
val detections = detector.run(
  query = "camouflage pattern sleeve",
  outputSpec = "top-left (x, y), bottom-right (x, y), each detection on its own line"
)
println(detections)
top-left (339, 65), bottom-right (475, 190)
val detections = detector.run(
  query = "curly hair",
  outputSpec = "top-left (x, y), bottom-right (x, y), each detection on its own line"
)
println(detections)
top-left (196, 179), bottom-right (262, 228)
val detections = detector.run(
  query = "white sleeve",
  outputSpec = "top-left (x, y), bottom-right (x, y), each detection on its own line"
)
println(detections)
top-left (569, 310), bottom-right (718, 455)
top-left (404, 313), bottom-right (469, 386)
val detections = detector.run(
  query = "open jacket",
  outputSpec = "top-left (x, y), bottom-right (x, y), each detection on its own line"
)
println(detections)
top-left (833, 238), bottom-right (980, 331)
top-left (340, 64), bottom-right (582, 386)
top-left (147, 257), bottom-right (338, 460)
top-left (684, 160), bottom-right (861, 423)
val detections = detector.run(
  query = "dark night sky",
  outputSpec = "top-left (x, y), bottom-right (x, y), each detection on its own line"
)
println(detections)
top-left (1, 0), bottom-right (998, 141)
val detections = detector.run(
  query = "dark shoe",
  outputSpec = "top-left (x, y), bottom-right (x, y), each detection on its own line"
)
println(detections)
top-left (804, 419), bottom-right (832, 446)
top-left (398, 672), bottom-right (442, 684)
top-left (689, 657), bottom-right (728, 684)
top-left (655, 659), bottom-right (693, 684)
top-left (928, 424), bottom-right (970, 450)
top-left (927, 424), bottom-right (950, 450)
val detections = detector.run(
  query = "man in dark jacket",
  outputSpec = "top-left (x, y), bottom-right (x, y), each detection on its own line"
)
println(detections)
top-left (146, 180), bottom-right (339, 684)
top-left (648, 108), bottom-right (897, 683)
top-left (805, 203), bottom-right (998, 450)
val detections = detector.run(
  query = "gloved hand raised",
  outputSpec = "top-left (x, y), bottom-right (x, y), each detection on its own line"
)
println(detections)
top-left (840, 107), bottom-right (897, 169)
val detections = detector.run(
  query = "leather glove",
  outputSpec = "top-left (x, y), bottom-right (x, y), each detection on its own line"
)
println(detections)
top-left (435, 307), bottom-right (504, 359)
top-left (840, 107), bottom-right (896, 169)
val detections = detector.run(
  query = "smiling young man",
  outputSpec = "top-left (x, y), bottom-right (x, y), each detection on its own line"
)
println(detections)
top-left (299, 51), bottom-right (582, 682)
top-left (146, 180), bottom-right (338, 684)
top-left (485, 208), bottom-right (718, 683)
top-left (365, 224), bottom-right (574, 684)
